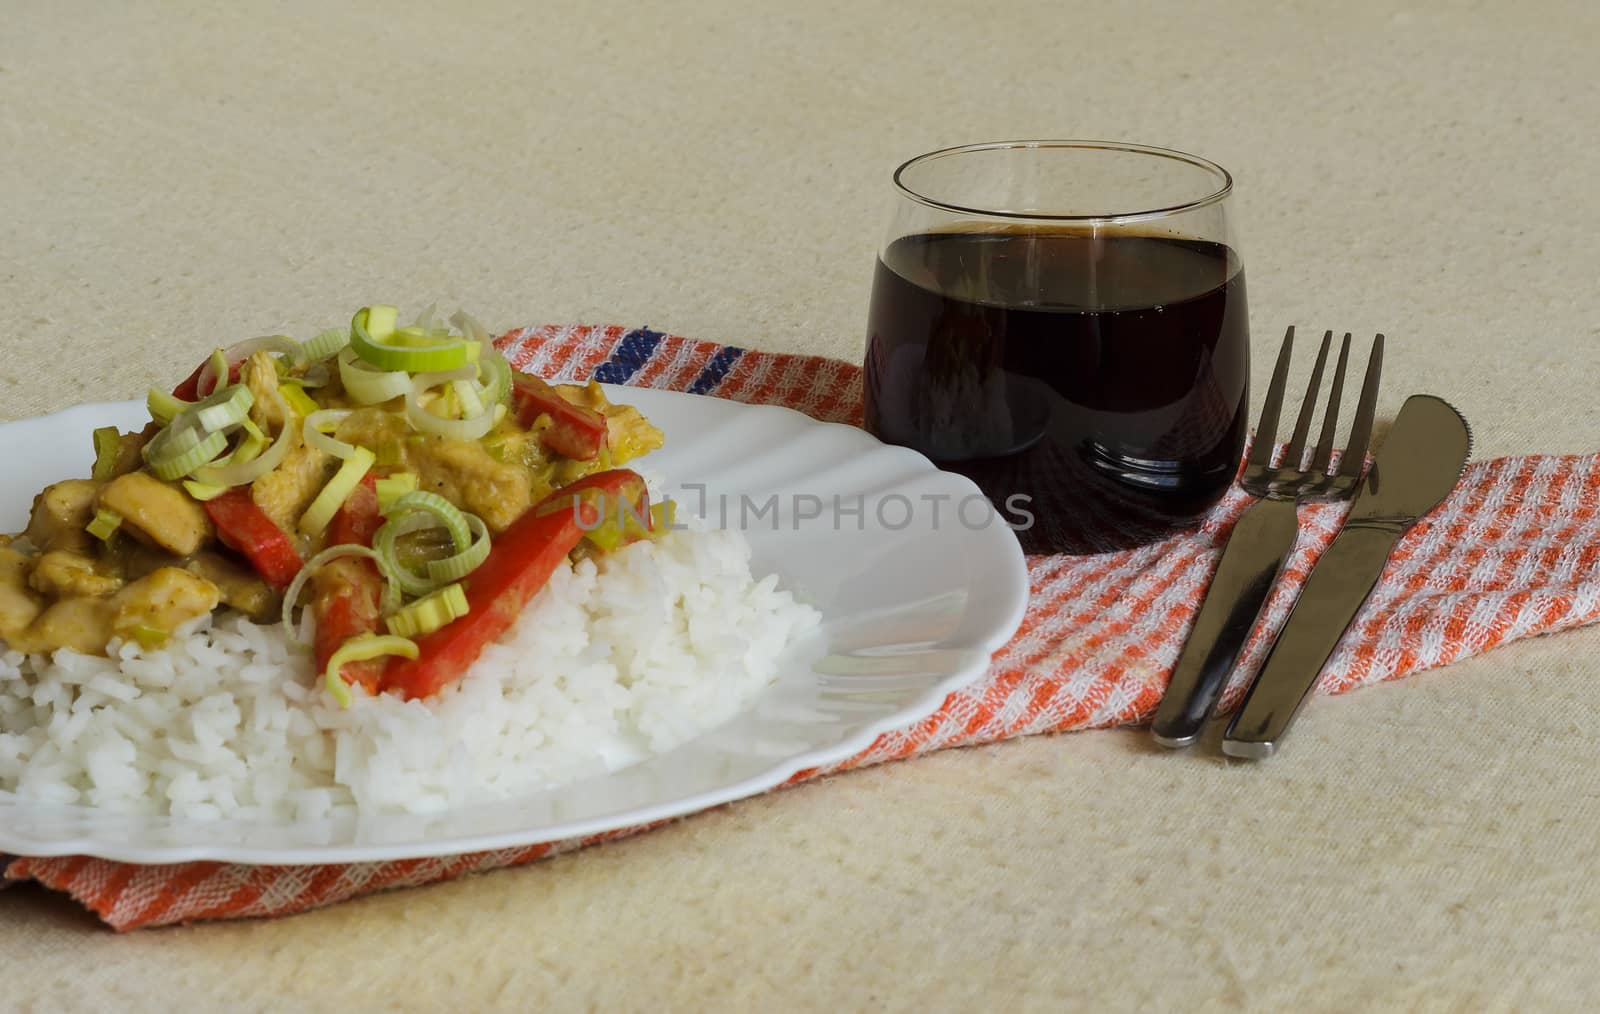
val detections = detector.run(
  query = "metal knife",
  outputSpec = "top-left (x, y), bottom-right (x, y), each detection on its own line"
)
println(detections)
top-left (1221, 395), bottom-right (1472, 758)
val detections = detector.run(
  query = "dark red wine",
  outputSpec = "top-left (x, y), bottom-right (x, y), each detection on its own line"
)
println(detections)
top-left (864, 229), bottom-right (1249, 554)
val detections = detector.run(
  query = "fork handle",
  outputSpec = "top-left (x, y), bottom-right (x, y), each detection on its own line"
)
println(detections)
top-left (1150, 497), bottom-right (1299, 748)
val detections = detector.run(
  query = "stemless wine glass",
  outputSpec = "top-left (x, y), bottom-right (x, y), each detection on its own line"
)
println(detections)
top-left (863, 140), bottom-right (1250, 555)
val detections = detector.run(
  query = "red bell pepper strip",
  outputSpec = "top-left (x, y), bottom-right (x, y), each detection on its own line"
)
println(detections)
top-left (380, 469), bottom-right (647, 701)
top-left (201, 489), bottom-right (304, 590)
top-left (171, 359), bottom-right (243, 401)
top-left (510, 373), bottom-right (608, 461)
top-left (315, 474), bottom-right (388, 694)
top-left (327, 472), bottom-right (383, 548)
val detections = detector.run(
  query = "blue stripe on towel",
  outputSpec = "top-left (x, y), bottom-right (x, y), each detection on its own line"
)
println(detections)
top-left (593, 327), bottom-right (665, 385)
top-left (688, 345), bottom-right (744, 395)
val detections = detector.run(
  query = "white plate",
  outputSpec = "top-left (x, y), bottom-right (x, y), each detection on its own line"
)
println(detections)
top-left (0, 388), bottom-right (1028, 864)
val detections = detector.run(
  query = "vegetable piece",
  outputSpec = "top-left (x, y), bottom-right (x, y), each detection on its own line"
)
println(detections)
top-left (363, 304), bottom-right (399, 341)
top-left (510, 373), bottom-right (608, 460)
top-left (191, 383), bottom-right (254, 432)
top-left (278, 382), bottom-right (319, 418)
top-left (649, 499), bottom-right (676, 534)
top-left (147, 389), bottom-right (187, 426)
top-left (90, 427), bottom-right (123, 481)
top-left (537, 469), bottom-right (652, 552)
top-left (384, 582), bottom-right (469, 639)
top-left (374, 473), bottom-right (419, 512)
top-left (351, 306), bottom-right (471, 373)
top-left (423, 514), bottom-right (491, 583)
top-left (328, 472), bottom-right (385, 550)
top-left (302, 409), bottom-right (358, 459)
top-left (181, 480), bottom-right (230, 501)
top-left (194, 336), bottom-right (304, 398)
top-left (380, 469), bottom-right (644, 700)
top-left (132, 625), bottom-right (169, 650)
top-left (337, 347), bottom-right (413, 405)
top-left (298, 447), bottom-right (376, 538)
top-left (306, 473), bottom-right (395, 694)
top-left (142, 423), bottom-right (229, 480)
top-left (381, 491), bottom-right (471, 550)
top-left (202, 489), bottom-right (303, 589)
top-left (322, 634), bottom-right (417, 708)
top-left (405, 365), bottom-right (498, 441)
top-left (371, 491), bottom-right (475, 596)
top-left (476, 349), bottom-right (513, 407)
top-left (86, 508), bottom-right (122, 542)
top-left (301, 327), bottom-right (350, 362)
top-left (281, 548), bottom-right (399, 640)
top-left (188, 391), bottom-right (295, 487)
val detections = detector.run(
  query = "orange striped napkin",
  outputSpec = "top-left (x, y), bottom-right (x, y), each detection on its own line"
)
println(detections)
top-left (6, 325), bottom-right (1600, 929)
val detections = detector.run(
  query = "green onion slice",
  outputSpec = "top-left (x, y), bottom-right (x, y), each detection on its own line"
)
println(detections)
top-left (280, 543), bottom-right (404, 646)
top-left (373, 493), bottom-right (473, 596)
top-left (87, 507), bottom-right (122, 541)
top-left (301, 327), bottom-right (350, 363)
top-left (143, 423), bottom-right (228, 480)
top-left (423, 513), bottom-right (490, 584)
top-left (405, 366), bottom-right (497, 441)
top-left (476, 348), bottom-right (513, 407)
top-left (147, 388), bottom-right (191, 426)
top-left (302, 408), bottom-right (359, 460)
top-left (298, 447), bottom-right (376, 537)
top-left (91, 427), bottom-right (123, 481)
top-left (191, 383), bottom-right (254, 432)
top-left (337, 346), bottom-right (413, 405)
top-left (383, 582), bottom-right (470, 639)
top-left (195, 336), bottom-right (306, 398)
top-left (351, 307), bottom-right (471, 374)
top-left (190, 391), bottom-right (295, 487)
top-left (322, 633), bottom-right (417, 708)
top-left (374, 472), bottom-right (419, 512)
top-left (181, 480), bottom-right (230, 501)
top-left (278, 382), bottom-right (319, 418)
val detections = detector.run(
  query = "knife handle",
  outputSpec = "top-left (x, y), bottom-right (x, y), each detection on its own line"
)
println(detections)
top-left (1151, 497), bottom-right (1299, 748)
top-left (1221, 524), bottom-right (1398, 758)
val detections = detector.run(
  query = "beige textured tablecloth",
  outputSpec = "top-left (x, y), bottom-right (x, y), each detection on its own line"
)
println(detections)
top-left (3, 1), bottom-right (1598, 1009)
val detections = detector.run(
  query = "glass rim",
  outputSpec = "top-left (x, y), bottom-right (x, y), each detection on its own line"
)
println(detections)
top-left (891, 139), bottom-right (1234, 224)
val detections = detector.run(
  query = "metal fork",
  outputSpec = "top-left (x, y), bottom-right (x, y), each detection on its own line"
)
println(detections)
top-left (1150, 325), bottom-right (1383, 748)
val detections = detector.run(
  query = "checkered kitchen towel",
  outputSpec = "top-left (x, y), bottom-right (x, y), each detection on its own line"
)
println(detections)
top-left (7, 325), bottom-right (1600, 929)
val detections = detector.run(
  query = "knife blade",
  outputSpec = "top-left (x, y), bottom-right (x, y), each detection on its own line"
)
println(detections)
top-left (1221, 395), bottom-right (1472, 758)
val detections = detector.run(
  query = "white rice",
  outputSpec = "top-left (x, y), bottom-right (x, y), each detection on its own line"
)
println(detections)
top-left (0, 527), bottom-right (818, 820)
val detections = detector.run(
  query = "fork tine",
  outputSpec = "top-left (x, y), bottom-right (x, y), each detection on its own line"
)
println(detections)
top-left (1282, 330), bottom-right (1333, 469)
top-left (1338, 334), bottom-right (1385, 477)
top-left (1246, 326), bottom-right (1295, 469)
top-left (1309, 333), bottom-right (1352, 474)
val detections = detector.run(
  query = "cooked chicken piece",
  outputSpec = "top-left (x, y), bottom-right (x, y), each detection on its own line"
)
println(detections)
top-left (185, 551), bottom-right (280, 622)
top-left (335, 406), bottom-right (409, 455)
top-left (28, 550), bottom-right (123, 599)
top-left (0, 545), bottom-right (45, 643)
top-left (408, 435), bottom-right (533, 533)
top-left (97, 471), bottom-right (212, 557)
top-left (111, 567), bottom-right (220, 644)
top-left (24, 479), bottom-right (99, 554)
top-left (19, 597), bottom-right (114, 655)
top-left (251, 429), bottom-right (333, 533)
top-left (241, 349), bottom-right (287, 431)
